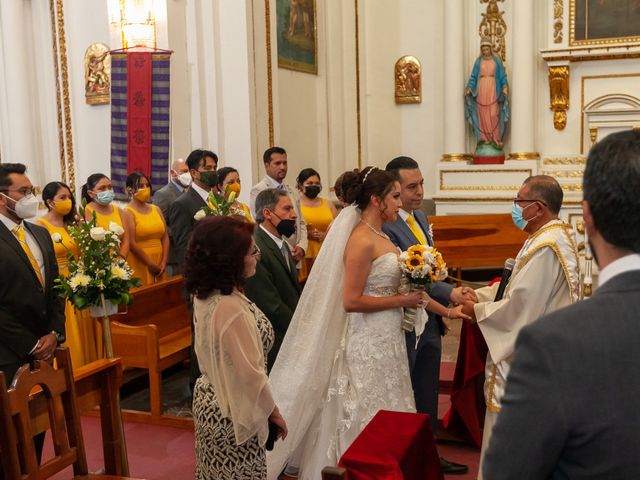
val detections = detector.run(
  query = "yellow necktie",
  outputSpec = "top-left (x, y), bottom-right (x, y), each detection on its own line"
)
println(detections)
top-left (406, 214), bottom-right (427, 245)
top-left (12, 225), bottom-right (44, 286)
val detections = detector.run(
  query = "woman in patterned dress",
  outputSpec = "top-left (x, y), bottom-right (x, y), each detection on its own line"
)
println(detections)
top-left (184, 216), bottom-right (288, 479)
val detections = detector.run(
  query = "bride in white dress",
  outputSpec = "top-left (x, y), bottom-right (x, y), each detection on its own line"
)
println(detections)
top-left (267, 167), bottom-right (468, 479)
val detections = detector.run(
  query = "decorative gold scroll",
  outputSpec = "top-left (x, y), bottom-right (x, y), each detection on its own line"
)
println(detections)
top-left (549, 65), bottom-right (570, 130)
top-left (84, 43), bottom-right (111, 106)
top-left (507, 152), bottom-right (541, 160)
top-left (441, 153), bottom-right (473, 162)
top-left (589, 127), bottom-right (598, 147)
top-left (554, 0), bottom-right (564, 44)
top-left (395, 56), bottom-right (421, 104)
top-left (479, 0), bottom-right (507, 62)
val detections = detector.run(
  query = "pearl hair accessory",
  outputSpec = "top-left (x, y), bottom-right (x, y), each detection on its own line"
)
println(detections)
top-left (362, 167), bottom-right (377, 184)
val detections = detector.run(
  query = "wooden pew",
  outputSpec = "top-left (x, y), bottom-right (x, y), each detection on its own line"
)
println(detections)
top-left (429, 213), bottom-right (528, 284)
top-left (110, 276), bottom-right (192, 422)
top-left (4, 348), bottom-right (130, 476)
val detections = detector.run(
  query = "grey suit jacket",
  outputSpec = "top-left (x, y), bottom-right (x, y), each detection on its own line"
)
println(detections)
top-left (168, 187), bottom-right (206, 273)
top-left (153, 182), bottom-right (184, 268)
top-left (382, 210), bottom-right (453, 328)
top-left (0, 220), bottom-right (65, 380)
top-left (249, 176), bottom-right (308, 253)
top-left (483, 269), bottom-right (640, 480)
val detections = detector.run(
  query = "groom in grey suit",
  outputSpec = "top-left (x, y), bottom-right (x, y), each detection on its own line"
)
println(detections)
top-left (383, 156), bottom-right (475, 475)
top-left (483, 130), bottom-right (640, 479)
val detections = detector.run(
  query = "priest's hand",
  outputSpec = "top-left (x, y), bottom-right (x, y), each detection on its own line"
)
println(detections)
top-left (291, 246), bottom-right (305, 262)
top-left (461, 301), bottom-right (477, 324)
top-left (450, 286), bottom-right (478, 305)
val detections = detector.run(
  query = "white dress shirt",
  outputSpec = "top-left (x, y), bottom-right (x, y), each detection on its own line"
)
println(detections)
top-left (598, 253), bottom-right (640, 288)
top-left (0, 213), bottom-right (45, 281)
top-left (190, 181), bottom-right (211, 203)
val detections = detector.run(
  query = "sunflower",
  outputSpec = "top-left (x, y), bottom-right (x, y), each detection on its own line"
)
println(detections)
top-left (405, 255), bottom-right (425, 270)
top-left (408, 244), bottom-right (426, 257)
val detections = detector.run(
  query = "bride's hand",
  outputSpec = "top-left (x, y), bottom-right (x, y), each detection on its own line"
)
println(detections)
top-left (399, 291), bottom-right (427, 309)
top-left (269, 406), bottom-right (288, 440)
top-left (447, 304), bottom-right (472, 321)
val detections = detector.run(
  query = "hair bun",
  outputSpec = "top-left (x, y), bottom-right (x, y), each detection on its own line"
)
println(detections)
top-left (340, 170), bottom-right (363, 204)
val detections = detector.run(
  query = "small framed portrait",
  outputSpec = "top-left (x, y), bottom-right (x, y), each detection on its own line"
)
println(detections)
top-left (276, 0), bottom-right (318, 74)
top-left (570, 0), bottom-right (640, 45)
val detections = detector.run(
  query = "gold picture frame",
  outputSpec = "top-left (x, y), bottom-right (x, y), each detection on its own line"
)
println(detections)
top-left (569, 0), bottom-right (640, 46)
top-left (276, 0), bottom-right (318, 74)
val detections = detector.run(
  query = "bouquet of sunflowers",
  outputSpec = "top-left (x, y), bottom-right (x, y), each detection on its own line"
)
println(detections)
top-left (398, 244), bottom-right (448, 333)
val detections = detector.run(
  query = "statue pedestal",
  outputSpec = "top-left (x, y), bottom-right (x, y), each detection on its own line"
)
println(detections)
top-left (433, 160), bottom-right (538, 215)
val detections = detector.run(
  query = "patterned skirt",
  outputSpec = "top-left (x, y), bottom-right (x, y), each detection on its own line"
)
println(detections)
top-left (193, 375), bottom-right (266, 479)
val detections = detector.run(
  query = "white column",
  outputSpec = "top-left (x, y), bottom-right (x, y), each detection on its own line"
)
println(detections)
top-left (0, 1), bottom-right (38, 174)
top-left (442, 0), bottom-right (467, 157)
top-left (510, 0), bottom-right (535, 154)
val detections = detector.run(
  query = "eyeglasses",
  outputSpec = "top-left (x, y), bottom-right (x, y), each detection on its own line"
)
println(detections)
top-left (250, 246), bottom-right (261, 259)
top-left (0, 187), bottom-right (35, 197)
top-left (513, 198), bottom-right (547, 207)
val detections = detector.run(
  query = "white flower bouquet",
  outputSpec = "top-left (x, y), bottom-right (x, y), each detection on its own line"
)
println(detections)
top-left (54, 205), bottom-right (140, 310)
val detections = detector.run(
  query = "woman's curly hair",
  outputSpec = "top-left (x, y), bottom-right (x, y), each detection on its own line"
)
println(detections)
top-left (184, 216), bottom-right (255, 298)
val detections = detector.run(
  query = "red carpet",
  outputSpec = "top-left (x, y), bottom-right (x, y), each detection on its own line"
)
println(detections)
top-left (43, 416), bottom-right (195, 480)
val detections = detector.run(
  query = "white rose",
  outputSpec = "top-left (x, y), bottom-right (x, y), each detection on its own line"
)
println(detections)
top-left (194, 209), bottom-right (206, 221)
top-left (90, 227), bottom-right (107, 241)
top-left (51, 232), bottom-right (63, 243)
top-left (110, 265), bottom-right (130, 280)
top-left (109, 222), bottom-right (125, 236)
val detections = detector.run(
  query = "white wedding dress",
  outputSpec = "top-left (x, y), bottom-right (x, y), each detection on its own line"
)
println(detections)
top-left (267, 207), bottom-right (415, 480)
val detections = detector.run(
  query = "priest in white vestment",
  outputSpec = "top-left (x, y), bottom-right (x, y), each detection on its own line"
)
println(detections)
top-left (461, 175), bottom-right (580, 478)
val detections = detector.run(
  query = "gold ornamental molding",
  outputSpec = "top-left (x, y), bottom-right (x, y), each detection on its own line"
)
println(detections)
top-left (589, 127), bottom-right (598, 147)
top-left (264, 0), bottom-right (274, 146)
top-left (544, 170), bottom-right (584, 178)
top-left (441, 153), bottom-right (473, 162)
top-left (580, 73), bottom-right (640, 153)
top-left (439, 168), bottom-right (532, 191)
top-left (543, 156), bottom-right (586, 165)
top-left (479, 0), bottom-right (507, 62)
top-left (549, 65), bottom-right (569, 130)
top-left (507, 152), bottom-right (540, 160)
top-left (434, 196), bottom-right (583, 205)
top-left (50, 0), bottom-right (74, 192)
top-left (49, 0), bottom-right (65, 186)
top-left (553, 0), bottom-right (564, 44)
top-left (355, 0), bottom-right (362, 169)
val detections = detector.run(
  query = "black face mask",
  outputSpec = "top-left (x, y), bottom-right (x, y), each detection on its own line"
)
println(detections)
top-left (304, 185), bottom-right (321, 199)
top-left (271, 211), bottom-right (297, 237)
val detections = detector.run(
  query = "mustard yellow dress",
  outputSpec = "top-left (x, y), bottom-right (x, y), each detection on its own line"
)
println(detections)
top-left (125, 205), bottom-right (169, 286)
top-left (37, 219), bottom-right (100, 368)
top-left (86, 204), bottom-right (126, 231)
top-left (299, 198), bottom-right (335, 282)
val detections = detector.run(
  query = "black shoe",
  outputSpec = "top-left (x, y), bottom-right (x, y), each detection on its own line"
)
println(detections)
top-left (440, 457), bottom-right (469, 475)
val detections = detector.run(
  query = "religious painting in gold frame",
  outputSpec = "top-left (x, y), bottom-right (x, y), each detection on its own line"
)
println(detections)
top-left (569, 0), bottom-right (640, 46)
top-left (84, 43), bottom-right (111, 105)
top-left (276, 0), bottom-right (318, 74)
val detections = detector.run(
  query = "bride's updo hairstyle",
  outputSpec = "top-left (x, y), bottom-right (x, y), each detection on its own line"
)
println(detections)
top-left (340, 166), bottom-right (396, 210)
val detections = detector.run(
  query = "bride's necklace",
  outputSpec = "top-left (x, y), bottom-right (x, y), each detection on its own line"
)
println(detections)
top-left (361, 219), bottom-right (390, 240)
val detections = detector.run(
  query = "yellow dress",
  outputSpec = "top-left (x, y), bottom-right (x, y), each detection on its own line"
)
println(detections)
top-left (125, 205), bottom-right (169, 286)
top-left (37, 219), bottom-right (100, 368)
top-left (299, 198), bottom-right (335, 282)
top-left (86, 204), bottom-right (126, 231)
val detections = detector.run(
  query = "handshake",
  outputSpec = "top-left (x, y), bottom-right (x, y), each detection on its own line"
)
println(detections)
top-left (450, 286), bottom-right (479, 324)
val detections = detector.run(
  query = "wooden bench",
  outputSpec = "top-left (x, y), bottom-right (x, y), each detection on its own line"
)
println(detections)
top-left (110, 276), bottom-right (191, 419)
top-left (429, 213), bottom-right (528, 284)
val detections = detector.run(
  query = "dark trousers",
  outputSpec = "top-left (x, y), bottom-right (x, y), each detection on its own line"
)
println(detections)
top-left (405, 317), bottom-right (442, 438)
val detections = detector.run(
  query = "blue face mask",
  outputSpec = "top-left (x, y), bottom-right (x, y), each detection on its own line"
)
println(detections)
top-left (96, 190), bottom-right (115, 205)
top-left (511, 202), bottom-right (535, 230)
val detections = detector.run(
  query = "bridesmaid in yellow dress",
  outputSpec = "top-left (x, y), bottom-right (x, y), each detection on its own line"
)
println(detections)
top-left (81, 173), bottom-right (131, 258)
top-left (123, 172), bottom-right (169, 286)
top-left (216, 166), bottom-right (253, 222)
top-left (38, 182), bottom-right (99, 368)
top-left (296, 168), bottom-right (338, 282)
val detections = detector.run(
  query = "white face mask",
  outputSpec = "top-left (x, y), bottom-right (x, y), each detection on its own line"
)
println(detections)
top-left (177, 172), bottom-right (193, 187)
top-left (2, 192), bottom-right (39, 219)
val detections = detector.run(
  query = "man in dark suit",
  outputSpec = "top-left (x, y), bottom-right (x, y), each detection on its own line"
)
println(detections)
top-left (153, 158), bottom-right (190, 276)
top-left (383, 156), bottom-right (475, 475)
top-left (0, 163), bottom-right (65, 470)
top-left (483, 129), bottom-right (640, 479)
top-left (168, 149), bottom-right (218, 274)
top-left (168, 149), bottom-right (217, 391)
top-left (245, 188), bottom-right (301, 370)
